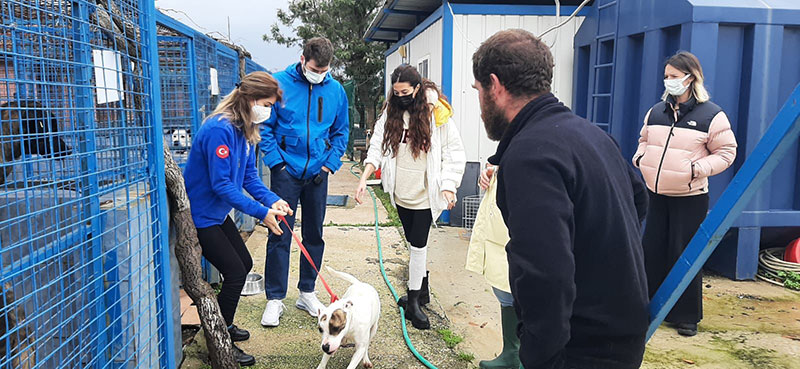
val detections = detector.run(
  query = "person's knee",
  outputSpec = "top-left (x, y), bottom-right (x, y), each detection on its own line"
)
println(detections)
top-left (224, 265), bottom-right (249, 287)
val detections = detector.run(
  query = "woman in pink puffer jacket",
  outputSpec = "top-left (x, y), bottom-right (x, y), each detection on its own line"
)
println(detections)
top-left (633, 51), bottom-right (737, 337)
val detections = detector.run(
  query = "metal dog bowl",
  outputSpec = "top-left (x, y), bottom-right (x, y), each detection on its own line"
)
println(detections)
top-left (241, 273), bottom-right (264, 296)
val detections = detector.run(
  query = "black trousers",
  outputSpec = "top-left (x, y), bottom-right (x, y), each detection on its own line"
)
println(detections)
top-left (396, 205), bottom-right (432, 248)
top-left (642, 191), bottom-right (709, 324)
top-left (196, 216), bottom-right (253, 326)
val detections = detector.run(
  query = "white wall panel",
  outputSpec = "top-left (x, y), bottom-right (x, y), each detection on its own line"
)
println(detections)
top-left (450, 14), bottom-right (584, 162)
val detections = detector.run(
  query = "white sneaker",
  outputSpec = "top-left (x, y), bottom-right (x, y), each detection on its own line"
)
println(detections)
top-left (296, 291), bottom-right (326, 317)
top-left (261, 300), bottom-right (285, 327)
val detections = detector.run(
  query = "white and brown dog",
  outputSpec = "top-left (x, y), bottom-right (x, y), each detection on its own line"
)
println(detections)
top-left (316, 266), bottom-right (380, 369)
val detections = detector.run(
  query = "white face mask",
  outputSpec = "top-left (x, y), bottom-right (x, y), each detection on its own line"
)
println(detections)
top-left (303, 63), bottom-right (328, 84)
top-left (664, 74), bottom-right (691, 96)
top-left (252, 105), bottom-right (271, 123)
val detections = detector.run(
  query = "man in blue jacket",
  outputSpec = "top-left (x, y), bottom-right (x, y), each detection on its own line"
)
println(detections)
top-left (259, 37), bottom-right (349, 326)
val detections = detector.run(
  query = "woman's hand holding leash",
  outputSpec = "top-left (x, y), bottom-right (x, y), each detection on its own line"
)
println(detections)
top-left (264, 208), bottom-right (288, 235)
top-left (272, 199), bottom-right (293, 216)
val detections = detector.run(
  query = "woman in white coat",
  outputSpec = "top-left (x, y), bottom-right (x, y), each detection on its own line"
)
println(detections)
top-left (355, 64), bottom-right (466, 329)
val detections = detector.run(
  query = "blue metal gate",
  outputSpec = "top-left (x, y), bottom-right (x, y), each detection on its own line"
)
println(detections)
top-left (157, 34), bottom-right (197, 167)
top-left (244, 58), bottom-right (265, 75)
top-left (216, 44), bottom-right (239, 99)
top-left (192, 34), bottom-right (217, 122)
top-left (1, 0), bottom-right (175, 367)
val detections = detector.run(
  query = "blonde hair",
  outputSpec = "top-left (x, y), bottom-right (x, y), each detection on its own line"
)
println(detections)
top-left (209, 71), bottom-right (282, 145)
top-left (661, 51), bottom-right (710, 103)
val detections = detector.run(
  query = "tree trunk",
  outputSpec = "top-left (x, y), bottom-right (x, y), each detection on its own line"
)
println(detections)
top-left (162, 139), bottom-right (237, 368)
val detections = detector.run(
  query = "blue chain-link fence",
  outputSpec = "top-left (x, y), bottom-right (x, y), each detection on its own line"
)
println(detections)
top-left (1, 0), bottom-right (176, 367)
top-left (1, 3), bottom-right (269, 368)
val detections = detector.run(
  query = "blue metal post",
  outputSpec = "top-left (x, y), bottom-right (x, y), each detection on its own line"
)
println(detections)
top-left (647, 83), bottom-right (800, 340)
top-left (441, 1), bottom-right (453, 99)
top-left (70, 1), bottom-right (109, 365)
top-left (145, 0), bottom-right (179, 366)
top-left (187, 40), bottom-right (202, 134)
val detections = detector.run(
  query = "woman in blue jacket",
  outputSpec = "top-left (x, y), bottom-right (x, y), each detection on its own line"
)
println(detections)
top-left (184, 71), bottom-right (292, 366)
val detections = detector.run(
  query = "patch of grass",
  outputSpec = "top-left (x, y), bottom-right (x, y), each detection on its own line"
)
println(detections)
top-left (437, 329), bottom-right (464, 349)
top-left (457, 351), bottom-right (475, 362)
top-left (778, 271), bottom-right (800, 291)
top-left (710, 335), bottom-right (780, 369)
top-left (371, 186), bottom-right (401, 227)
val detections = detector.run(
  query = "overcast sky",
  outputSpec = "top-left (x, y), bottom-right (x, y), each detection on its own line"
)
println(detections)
top-left (154, 0), bottom-right (301, 72)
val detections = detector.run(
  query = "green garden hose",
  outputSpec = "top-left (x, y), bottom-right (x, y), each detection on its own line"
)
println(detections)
top-left (348, 162), bottom-right (439, 369)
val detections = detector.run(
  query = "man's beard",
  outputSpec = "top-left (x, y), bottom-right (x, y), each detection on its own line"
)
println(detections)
top-left (481, 93), bottom-right (509, 141)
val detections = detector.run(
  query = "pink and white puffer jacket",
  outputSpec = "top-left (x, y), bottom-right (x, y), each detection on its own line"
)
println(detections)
top-left (633, 96), bottom-right (737, 197)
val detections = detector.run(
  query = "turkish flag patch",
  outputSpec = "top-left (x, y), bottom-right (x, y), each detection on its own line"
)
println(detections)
top-left (216, 145), bottom-right (230, 159)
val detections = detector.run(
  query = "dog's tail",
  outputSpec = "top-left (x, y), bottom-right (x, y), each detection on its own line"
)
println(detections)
top-left (325, 266), bottom-right (360, 285)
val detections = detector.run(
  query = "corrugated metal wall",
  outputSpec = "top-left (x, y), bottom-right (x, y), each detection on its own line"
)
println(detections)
top-left (384, 19), bottom-right (443, 94)
top-left (573, 0), bottom-right (800, 279)
top-left (450, 14), bottom-right (583, 163)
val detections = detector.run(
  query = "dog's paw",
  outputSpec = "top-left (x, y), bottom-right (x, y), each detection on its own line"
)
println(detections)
top-left (363, 358), bottom-right (373, 368)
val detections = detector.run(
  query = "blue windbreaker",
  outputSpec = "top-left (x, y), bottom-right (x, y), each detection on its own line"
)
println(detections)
top-left (259, 63), bottom-right (350, 179)
top-left (184, 115), bottom-right (280, 228)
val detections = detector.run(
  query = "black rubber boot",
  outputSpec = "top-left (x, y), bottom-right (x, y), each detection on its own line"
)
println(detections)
top-left (399, 289), bottom-right (430, 329)
top-left (399, 271), bottom-right (430, 307)
top-left (233, 343), bottom-right (256, 366)
top-left (228, 324), bottom-right (250, 342)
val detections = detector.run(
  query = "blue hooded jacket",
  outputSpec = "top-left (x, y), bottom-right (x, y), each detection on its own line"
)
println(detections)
top-left (259, 63), bottom-right (349, 179)
top-left (184, 114), bottom-right (281, 228)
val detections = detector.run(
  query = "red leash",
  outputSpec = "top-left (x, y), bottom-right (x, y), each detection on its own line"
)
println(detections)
top-left (278, 215), bottom-right (339, 303)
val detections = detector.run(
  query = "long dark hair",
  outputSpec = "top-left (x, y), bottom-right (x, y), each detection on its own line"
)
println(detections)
top-left (382, 64), bottom-right (439, 159)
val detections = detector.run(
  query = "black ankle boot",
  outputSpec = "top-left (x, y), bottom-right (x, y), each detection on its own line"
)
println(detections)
top-left (233, 343), bottom-right (256, 366)
top-left (401, 289), bottom-right (430, 329)
top-left (399, 271), bottom-right (430, 307)
top-left (228, 324), bottom-right (250, 342)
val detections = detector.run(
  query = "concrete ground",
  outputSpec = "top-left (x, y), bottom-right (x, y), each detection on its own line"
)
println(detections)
top-left (181, 167), bottom-right (800, 368)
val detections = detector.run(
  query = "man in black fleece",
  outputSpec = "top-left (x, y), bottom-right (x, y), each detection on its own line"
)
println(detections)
top-left (472, 29), bottom-right (650, 369)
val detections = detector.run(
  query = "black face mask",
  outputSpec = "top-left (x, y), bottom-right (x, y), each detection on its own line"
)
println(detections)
top-left (396, 93), bottom-right (415, 109)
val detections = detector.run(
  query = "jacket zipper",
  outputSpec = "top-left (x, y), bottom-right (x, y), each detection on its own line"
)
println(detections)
top-left (654, 109), bottom-right (678, 194)
top-left (301, 84), bottom-right (312, 178)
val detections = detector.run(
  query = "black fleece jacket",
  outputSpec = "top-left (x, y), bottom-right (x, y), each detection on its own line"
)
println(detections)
top-left (490, 93), bottom-right (649, 369)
